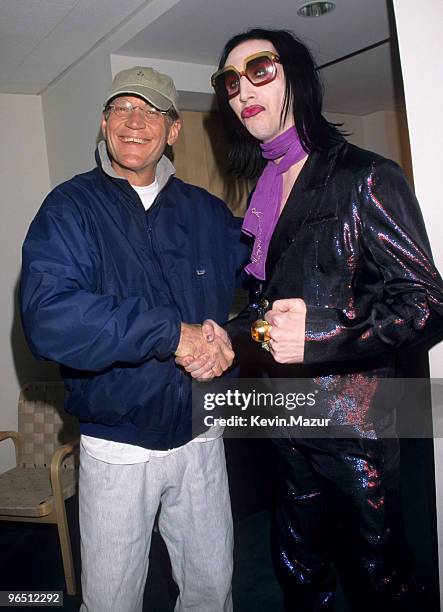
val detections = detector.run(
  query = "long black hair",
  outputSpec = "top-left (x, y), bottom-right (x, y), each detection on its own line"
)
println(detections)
top-left (215, 28), bottom-right (345, 178)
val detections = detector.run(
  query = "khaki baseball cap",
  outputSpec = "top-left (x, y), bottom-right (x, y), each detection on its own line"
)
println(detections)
top-left (104, 66), bottom-right (179, 112)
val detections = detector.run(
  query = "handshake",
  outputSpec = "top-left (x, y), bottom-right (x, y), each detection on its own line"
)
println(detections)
top-left (174, 320), bottom-right (233, 380)
top-left (174, 298), bottom-right (308, 380)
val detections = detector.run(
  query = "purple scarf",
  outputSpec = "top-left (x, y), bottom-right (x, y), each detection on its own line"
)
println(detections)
top-left (242, 126), bottom-right (307, 280)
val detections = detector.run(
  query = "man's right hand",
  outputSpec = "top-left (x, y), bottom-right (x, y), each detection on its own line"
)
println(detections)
top-left (175, 321), bottom-right (234, 379)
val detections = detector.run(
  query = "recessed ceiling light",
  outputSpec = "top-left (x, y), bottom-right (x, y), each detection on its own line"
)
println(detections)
top-left (297, 1), bottom-right (336, 18)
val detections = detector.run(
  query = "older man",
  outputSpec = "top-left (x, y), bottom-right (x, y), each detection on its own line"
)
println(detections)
top-left (21, 66), bottom-right (247, 612)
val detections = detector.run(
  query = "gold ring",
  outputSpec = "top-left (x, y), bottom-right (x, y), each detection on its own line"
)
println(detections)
top-left (261, 341), bottom-right (271, 352)
top-left (251, 319), bottom-right (272, 343)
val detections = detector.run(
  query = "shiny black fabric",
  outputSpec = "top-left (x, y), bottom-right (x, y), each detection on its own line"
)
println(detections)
top-left (227, 141), bottom-right (443, 610)
top-left (228, 141), bottom-right (443, 436)
top-left (272, 437), bottom-right (420, 612)
top-left (264, 143), bottom-right (443, 365)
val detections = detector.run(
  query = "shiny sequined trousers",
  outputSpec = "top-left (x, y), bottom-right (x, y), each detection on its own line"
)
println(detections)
top-left (272, 437), bottom-right (421, 612)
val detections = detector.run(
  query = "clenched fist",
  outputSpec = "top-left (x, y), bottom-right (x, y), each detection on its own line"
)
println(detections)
top-left (264, 298), bottom-right (307, 363)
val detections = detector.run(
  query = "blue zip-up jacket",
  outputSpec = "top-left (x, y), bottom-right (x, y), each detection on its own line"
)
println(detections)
top-left (21, 143), bottom-right (248, 450)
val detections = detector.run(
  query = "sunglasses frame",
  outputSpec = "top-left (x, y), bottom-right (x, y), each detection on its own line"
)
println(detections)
top-left (211, 51), bottom-right (281, 99)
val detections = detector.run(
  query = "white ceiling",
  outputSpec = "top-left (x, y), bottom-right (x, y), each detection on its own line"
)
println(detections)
top-left (0, 0), bottom-right (402, 115)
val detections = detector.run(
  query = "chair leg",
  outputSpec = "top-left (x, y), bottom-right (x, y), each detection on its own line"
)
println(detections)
top-left (54, 498), bottom-right (76, 596)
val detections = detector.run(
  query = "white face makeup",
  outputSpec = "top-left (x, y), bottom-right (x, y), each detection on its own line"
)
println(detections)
top-left (225, 39), bottom-right (294, 143)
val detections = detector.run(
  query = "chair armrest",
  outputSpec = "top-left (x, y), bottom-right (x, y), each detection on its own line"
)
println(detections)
top-left (50, 438), bottom-right (80, 500)
top-left (0, 430), bottom-right (21, 464)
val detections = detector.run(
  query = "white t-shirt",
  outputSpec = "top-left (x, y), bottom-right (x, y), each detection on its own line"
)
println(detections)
top-left (81, 178), bottom-right (222, 464)
top-left (132, 179), bottom-right (159, 210)
top-left (81, 427), bottom-right (222, 464)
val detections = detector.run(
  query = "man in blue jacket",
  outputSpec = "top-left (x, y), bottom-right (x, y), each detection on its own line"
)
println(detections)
top-left (21, 66), bottom-right (247, 612)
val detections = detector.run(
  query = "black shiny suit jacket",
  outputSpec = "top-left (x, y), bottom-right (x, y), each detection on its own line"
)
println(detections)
top-left (228, 140), bottom-right (443, 437)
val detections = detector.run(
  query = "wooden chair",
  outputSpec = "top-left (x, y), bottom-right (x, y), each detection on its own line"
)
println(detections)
top-left (0, 382), bottom-right (79, 595)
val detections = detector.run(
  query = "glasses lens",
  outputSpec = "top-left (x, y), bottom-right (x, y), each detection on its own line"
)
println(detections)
top-left (143, 108), bottom-right (163, 122)
top-left (112, 102), bottom-right (131, 116)
top-left (212, 54), bottom-right (277, 98)
top-left (215, 69), bottom-right (240, 98)
top-left (246, 55), bottom-right (275, 85)
top-left (109, 101), bottom-right (164, 122)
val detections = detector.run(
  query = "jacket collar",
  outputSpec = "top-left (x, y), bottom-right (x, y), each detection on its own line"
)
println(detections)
top-left (301, 139), bottom-right (347, 191)
top-left (96, 140), bottom-right (176, 192)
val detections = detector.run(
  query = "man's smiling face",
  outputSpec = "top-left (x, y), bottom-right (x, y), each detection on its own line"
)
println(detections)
top-left (101, 95), bottom-right (180, 186)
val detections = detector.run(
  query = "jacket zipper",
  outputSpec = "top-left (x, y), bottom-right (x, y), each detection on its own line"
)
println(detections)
top-left (145, 190), bottom-right (184, 450)
top-left (100, 163), bottom-right (185, 448)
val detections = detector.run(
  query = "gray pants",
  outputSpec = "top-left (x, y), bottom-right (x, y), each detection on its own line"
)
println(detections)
top-left (79, 438), bottom-right (233, 612)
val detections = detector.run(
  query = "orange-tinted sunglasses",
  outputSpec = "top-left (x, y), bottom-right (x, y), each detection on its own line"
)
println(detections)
top-left (211, 51), bottom-right (281, 99)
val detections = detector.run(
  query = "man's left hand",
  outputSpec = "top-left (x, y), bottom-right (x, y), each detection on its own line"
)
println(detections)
top-left (265, 298), bottom-right (307, 363)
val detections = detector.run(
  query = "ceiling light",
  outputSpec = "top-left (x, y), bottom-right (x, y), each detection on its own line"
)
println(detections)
top-left (297, 2), bottom-right (336, 18)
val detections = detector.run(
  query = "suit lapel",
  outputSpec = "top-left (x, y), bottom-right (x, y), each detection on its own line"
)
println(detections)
top-left (262, 140), bottom-right (346, 297)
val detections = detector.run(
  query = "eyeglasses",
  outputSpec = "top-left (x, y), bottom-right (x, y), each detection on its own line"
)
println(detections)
top-left (211, 51), bottom-right (281, 99)
top-left (105, 100), bottom-right (168, 123)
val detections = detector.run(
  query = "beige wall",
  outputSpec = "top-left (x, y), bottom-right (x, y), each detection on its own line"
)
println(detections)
top-left (172, 111), bottom-right (252, 216)
top-left (42, 48), bottom-right (112, 186)
top-left (362, 111), bottom-right (401, 161)
top-left (325, 109), bottom-right (412, 179)
top-left (324, 111), bottom-right (365, 148)
top-left (393, 0), bottom-right (443, 599)
top-left (0, 94), bottom-right (54, 473)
